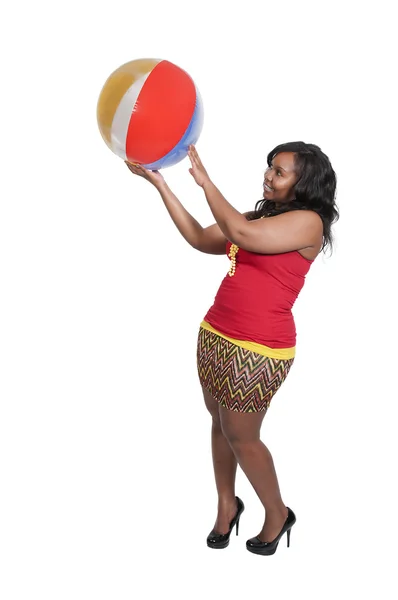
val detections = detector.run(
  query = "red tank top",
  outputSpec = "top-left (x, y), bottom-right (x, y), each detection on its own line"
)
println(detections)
top-left (203, 241), bottom-right (313, 348)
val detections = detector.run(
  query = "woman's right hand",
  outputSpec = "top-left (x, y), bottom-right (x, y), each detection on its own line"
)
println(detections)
top-left (125, 161), bottom-right (165, 189)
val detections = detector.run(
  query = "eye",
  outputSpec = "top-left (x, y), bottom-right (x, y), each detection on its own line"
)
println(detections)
top-left (277, 170), bottom-right (282, 176)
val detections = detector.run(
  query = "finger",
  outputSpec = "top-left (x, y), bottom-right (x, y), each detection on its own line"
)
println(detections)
top-left (125, 162), bottom-right (145, 176)
top-left (125, 161), bottom-right (139, 170)
top-left (188, 151), bottom-right (199, 166)
top-left (190, 145), bottom-right (200, 160)
top-left (126, 160), bottom-right (143, 168)
top-left (191, 149), bottom-right (202, 166)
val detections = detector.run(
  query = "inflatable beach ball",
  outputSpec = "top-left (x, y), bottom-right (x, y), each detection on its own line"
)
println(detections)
top-left (97, 58), bottom-right (204, 169)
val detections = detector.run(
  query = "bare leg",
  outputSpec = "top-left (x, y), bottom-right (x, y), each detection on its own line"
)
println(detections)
top-left (202, 387), bottom-right (239, 534)
top-left (219, 406), bottom-right (288, 542)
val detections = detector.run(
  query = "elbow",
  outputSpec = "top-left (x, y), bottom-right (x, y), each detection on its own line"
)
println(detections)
top-left (190, 239), bottom-right (201, 252)
top-left (226, 228), bottom-right (245, 247)
top-left (222, 222), bottom-right (244, 245)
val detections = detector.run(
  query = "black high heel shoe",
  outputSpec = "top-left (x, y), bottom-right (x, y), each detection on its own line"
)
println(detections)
top-left (207, 497), bottom-right (245, 549)
top-left (246, 507), bottom-right (296, 555)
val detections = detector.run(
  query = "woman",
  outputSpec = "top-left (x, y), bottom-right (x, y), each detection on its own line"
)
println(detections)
top-left (126, 141), bottom-right (339, 555)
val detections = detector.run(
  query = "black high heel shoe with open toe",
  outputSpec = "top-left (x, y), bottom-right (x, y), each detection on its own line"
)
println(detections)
top-left (246, 507), bottom-right (296, 555)
top-left (207, 496), bottom-right (245, 549)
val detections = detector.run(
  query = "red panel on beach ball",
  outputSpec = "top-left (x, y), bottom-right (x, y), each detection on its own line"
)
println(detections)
top-left (125, 60), bottom-right (196, 164)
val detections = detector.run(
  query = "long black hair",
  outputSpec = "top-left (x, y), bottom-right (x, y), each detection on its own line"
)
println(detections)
top-left (247, 141), bottom-right (339, 254)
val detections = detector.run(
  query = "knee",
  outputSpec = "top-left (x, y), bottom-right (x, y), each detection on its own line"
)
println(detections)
top-left (228, 438), bottom-right (258, 460)
top-left (221, 427), bottom-right (252, 450)
top-left (221, 425), bottom-right (258, 453)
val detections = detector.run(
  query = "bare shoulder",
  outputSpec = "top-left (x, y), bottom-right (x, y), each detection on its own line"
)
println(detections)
top-left (236, 209), bottom-right (324, 256)
top-left (302, 209), bottom-right (323, 229)
top-left (284, 210), bottom-right (323, 258)
top-left (275, 210), bottom-right (322, 238)
top-left (276, 209), bottom-right (322, 227)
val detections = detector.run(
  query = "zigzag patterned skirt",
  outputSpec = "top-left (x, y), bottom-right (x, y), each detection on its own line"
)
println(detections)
top-left (197, 327), bottom-right (294, 413)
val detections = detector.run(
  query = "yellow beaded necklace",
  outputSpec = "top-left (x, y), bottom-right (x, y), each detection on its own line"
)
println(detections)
top-left (228, 244), bottom-right (239, 277)
top-left (227, 215), bottom-right (268, 277)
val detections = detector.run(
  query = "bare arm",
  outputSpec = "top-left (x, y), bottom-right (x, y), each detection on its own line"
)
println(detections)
top-left (187, 147), bottom-right (323, 255)
top-left (201, 178), bottom-right (323, 254)
top-left (234, 210), bottom-right (323, 254)
top-left (124, 162), bottom-right (227, 254)
top-left (157, 182), bottom-right (228, 254)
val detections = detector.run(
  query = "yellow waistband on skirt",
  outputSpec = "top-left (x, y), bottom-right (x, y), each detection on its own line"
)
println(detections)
top-left (199, 320), bottom-right (296, 360)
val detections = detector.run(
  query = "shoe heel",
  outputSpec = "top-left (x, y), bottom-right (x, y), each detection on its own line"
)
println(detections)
top-left (236, 516), bottom-right (240, 536)
top-left (287, 528), bottom-right (291, 548)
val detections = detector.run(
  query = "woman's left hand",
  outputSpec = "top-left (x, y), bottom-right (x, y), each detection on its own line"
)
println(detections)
top-left (188, 145), bottom-right (211, 187)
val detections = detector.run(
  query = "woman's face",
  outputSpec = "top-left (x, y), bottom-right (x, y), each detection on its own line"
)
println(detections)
top-left (263, 152), bottom-right (299, 203)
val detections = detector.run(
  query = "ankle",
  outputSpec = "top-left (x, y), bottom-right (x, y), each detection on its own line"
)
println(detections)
top-left (218, 494), bottom-right (236, 507)
top-left (217, 497), bottom-right (238, 518)
top-left (265, 504), bottom-right (288, 520)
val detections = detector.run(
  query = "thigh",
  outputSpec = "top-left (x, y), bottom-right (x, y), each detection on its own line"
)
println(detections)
top-left (219, 404), bottom-right (266, 444)
top-left (216, 344), bottom-right (294, 414)
top-left (197, 326), bottom-right (221, 403)
top-left (197, 325), bottom-right (294, 419)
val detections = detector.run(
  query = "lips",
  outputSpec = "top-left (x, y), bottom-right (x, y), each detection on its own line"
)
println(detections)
top-left (263, 183), bottom-right (273, 192)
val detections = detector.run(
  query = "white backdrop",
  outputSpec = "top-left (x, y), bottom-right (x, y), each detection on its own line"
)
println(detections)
top-left (1, 0), bottom-right (397, 598)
